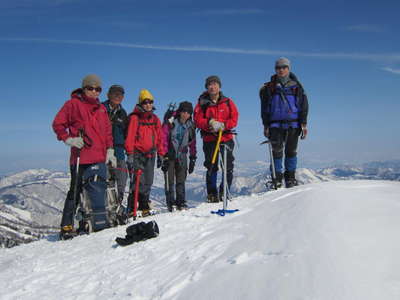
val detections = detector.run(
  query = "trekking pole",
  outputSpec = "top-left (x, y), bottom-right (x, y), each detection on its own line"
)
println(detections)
top-left (73, 129), bottom-right (84, 218)
top-left (133, 168), bottom-right (143, 220)
top-left (260, 140), bottom-right (277, 190)
top-left (163, 167), bottom-right (170, 209)
top-left (211, 129), bottom-right (223, 165)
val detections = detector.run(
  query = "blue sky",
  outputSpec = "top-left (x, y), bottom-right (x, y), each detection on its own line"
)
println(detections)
top-left (1, 0), bottom-right (399, 174)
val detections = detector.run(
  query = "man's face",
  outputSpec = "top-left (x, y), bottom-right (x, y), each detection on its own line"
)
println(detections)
top-left (207, 81), bottom-right (220, 96)
top-left (109, 93), bottom-right (124, 106)
top-left (275, 66), bottom-right (289, 77)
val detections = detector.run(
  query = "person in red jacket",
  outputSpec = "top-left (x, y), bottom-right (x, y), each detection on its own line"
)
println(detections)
top-left (125, 89), bottom-right (165, 216)
top-left (52, 74), bottom-right (116, 240)
top-left (194, 75), bottom-right (239, 202)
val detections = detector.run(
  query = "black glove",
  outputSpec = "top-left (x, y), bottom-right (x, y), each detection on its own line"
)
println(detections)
top-left (188, 156), bottom-right (196, 174)
top-left (161, 156), bottom-right (169, 172)
top-left (157, 156), bottom-right (162, 169)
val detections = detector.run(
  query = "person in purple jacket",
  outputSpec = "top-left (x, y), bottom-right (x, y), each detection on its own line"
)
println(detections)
top-left (161, 101), bottom-right (197, 211)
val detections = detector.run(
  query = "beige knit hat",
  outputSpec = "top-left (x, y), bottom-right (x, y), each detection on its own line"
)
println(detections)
top-left (82, 74), bottom-right (102, 88)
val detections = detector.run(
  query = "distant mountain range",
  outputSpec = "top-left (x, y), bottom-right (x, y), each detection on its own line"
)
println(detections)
top-left (1, 160), bottom-right (399, 248)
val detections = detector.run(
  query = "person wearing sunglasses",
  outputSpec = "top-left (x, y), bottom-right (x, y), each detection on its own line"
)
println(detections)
top-left (52, 74), bottom-right (116, 240)
top-left (161, 101), bottom-right (197, 211)
top-left (102, 85), bottom-right (129, 207)
top-left (259, 57), bottom-right (309, 188)
top-left (125, 89), bottom-right (166, 217)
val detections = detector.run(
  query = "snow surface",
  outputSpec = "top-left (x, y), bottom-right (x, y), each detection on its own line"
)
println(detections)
top-left (1, 180), bottom-right (400, 300)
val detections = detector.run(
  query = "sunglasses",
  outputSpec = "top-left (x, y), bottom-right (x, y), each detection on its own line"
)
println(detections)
top-left (85, 86), bottom-right (102, 93)
top-left (142, 100), bottom-right (154, 105)
top-left (275, 66), bottom-right (288, 70)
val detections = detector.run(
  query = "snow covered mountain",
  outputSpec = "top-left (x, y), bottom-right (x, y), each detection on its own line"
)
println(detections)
top-left (1, 180), bottom-right (399, 300)
top-left (1, 161), bottom-right (399, 248)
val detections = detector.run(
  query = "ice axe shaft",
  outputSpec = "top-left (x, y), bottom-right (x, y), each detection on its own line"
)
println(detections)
top-left (133, 169), bottom-right (143, 219)
top-left (211, 129), bottom-right (223, 165)
top-left (260, 139), bottom-right (278, 189)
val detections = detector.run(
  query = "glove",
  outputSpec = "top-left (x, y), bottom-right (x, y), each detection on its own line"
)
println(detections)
top-left (188, 156), bottom-right (196, 174)
top-left (209, 119), bottom-right (225, 132)
top-left (300, 125), bottom-right (308, 140)
top-left (106, 148), bottom-right (117, 168)
top-left (264, 127), bottom-right (270, 138)
top-left (156, 156), bottom-right (162, 169)
top-left (64, 137), bottom-right (84, 149)
top-left (161, 156), bottom-right (169, 173)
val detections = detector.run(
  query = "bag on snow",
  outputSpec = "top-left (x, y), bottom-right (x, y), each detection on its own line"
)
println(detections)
top-left (115, 221), bottom-right (159, 246)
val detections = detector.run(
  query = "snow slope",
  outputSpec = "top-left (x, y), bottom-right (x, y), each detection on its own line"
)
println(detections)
top-left (1, 180), bottom-right (399, 300)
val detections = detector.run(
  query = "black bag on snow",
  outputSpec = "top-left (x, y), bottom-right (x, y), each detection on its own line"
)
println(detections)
top-left (115, 221), bottom-right (159, 246)
top-left (78, 163), bottom-right (110, 232)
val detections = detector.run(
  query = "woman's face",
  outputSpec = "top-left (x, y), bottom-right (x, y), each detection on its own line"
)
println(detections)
top-left (141, 99), bottom-right (154, 112)
top-left (84, 86), bottom-right (102, 98)
top-left (180, 111), bottom-right (191, 123)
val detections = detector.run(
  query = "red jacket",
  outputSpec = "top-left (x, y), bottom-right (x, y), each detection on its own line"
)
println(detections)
top-left (125, 105), bottom-right (165, 157)
top-left (194, 92), bottom-right (239, 142)
top-left (52, 89), bottom-right (113, 165)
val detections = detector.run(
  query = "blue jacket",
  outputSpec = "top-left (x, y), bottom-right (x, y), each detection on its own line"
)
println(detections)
top-left (259, 72), bottom-right (308, 129)
top-left (102, 100), bottom-right (128, 161)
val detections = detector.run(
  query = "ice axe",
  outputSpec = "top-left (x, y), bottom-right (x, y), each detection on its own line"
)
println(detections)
top-left (132, 168), bottom-right (143, 220)
top-left (211, 129), bottom-right (223, 165)
top-left (260, 139), bottom-right (278, 190)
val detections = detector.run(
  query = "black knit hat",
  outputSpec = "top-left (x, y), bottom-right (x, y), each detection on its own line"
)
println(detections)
top-left (108, 85), bottom-right (125, 95)
top-left (205, 75), bottom-right (221, 89)
top-left (177, 101), bottom-right (193, 115)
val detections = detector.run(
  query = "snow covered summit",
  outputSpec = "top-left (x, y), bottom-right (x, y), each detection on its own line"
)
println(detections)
top-left (1, 180), bottom-right (399, 300)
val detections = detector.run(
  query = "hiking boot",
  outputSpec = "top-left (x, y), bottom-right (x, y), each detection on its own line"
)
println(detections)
top-left (207, 194), bottom-right (219, 203)
top-left (177, 203), bottom-right (188, 210)
top-left (141, 209), bottom-right (151, 217)
top-left (284, 171), bottom-right (298, 188)
top-left (60, 225), bottom-right (77, 240)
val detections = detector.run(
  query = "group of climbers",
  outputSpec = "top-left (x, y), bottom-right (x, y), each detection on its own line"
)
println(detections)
top-left (52, 57), bottom-right (308, 239)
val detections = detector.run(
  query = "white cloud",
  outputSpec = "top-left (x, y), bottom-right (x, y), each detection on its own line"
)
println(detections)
top-left (382, 67), bottom-right (400, 75)
top-left (2, 37), bottom-right (400, 63)
top-left (344, 24), bottom-right (385, 33)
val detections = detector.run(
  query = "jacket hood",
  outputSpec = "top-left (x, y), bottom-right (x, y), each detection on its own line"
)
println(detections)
top-left (198, 91), bottom-right (229, 107)
top-left (130, 104), bottom-right (156, 120)
top-left (71, 88), bottom-right (100, 105)
top-left (270, 72), bottom-right (299, 83)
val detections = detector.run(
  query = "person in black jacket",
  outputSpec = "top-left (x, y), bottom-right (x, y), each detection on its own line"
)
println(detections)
top-left (103, 85), bottom-right (129, 202)
top-left (259, 58), bottom-right (309, 188)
